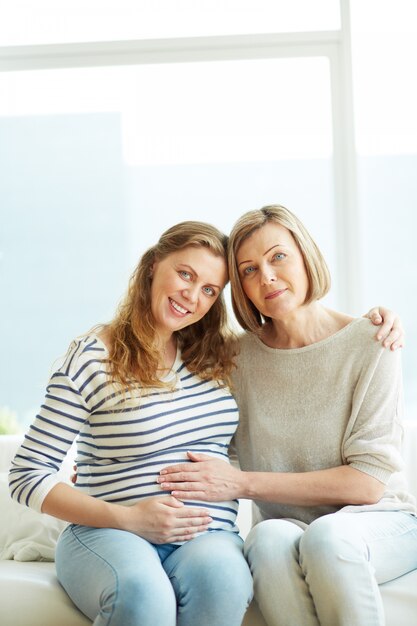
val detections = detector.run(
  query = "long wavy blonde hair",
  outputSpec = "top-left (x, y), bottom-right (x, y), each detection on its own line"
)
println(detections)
top-left (103, 221), bottom-right (237, 389)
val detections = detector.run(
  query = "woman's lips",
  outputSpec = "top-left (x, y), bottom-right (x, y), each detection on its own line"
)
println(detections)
top-left (169, 297), bottom-right (191, 315)
top-left (265, 288), bottom-right (287, 300)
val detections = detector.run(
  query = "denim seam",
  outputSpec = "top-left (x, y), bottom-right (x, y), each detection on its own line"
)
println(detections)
top-left (69, 525), bottom-right (119, 626)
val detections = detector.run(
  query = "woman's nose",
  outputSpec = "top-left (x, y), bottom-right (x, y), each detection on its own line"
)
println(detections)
top-left (260, 267), bottom-right (276, 285)
top-left (182, 284), bottom-right (199, 303)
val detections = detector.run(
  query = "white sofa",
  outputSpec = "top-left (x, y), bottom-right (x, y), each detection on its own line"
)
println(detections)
top-left (1, 423), bottom-right (417, 626)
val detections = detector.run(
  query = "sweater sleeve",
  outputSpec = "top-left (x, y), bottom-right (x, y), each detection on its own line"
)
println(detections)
top-left (8, 337), bottom-right (105, 512)
top-left (342, 342), bottom-right (404, 484)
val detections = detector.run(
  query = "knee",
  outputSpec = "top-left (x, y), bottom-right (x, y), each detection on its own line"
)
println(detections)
top-left (245, 519), bottom-right (282, 552)
top-left (187, 534), bottom-right (253, 602)
top-left (300, 515), bottom-right (367, 573)
top-left (244, 519), bottom-right (303, 574)
top-left (108, 569), bottom-right (176, 623)
top-left (210, 555), bottom-right (253, 603)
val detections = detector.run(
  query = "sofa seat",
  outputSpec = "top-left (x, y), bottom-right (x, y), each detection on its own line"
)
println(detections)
top-left (379, 570), bottom-right (417, 625)
top-left (0, 559), bottom-right (265, 626)
top-left (0, 561), bottom-right (417, 626)
top-left (0, 561), bottom-right (91, 626)
top-left (1, 559), bottom-right (416, 626)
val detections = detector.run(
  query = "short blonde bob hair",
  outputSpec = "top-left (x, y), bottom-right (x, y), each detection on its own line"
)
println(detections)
top-left (228, 205), bottom-right (331, 333)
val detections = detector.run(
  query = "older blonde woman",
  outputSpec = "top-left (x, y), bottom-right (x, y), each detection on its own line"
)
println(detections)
top-left (159, 206), bottom-right (416, 626)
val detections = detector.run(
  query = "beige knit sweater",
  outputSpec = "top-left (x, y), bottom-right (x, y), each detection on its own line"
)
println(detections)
top-left (232, 317), bottom-right (416, 526)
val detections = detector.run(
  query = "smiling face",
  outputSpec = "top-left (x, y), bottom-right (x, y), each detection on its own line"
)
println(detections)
top-left (236, 221), bottom-right (310, 321)
top-left (150, 245), bottom-right (228, 340)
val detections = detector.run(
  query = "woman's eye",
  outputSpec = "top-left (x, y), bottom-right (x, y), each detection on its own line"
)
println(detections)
top-left (179, 270), bottom-right (192, 280)
top-left (243, 266), bottom-right (256, 276)
top-left (273, 253), bottom-right (286, 261)
top-left (203, 286), bottom-right (215, 296)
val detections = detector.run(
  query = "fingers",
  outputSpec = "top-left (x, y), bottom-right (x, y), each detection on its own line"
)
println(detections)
top-left (375, 315), bottom-right (394, 340)
top-left (178, 514), bottom-right (212, 526)
top-left (162, 495), bottom-right (186, 508)
top-left (375, 321), bottom-right (404, 350)
top-left (160, 524), bottom-right (210, 544)
top-left (367, 307), bottom-right (405, 350)
top-left (367, 307), bottom-right (383, 324)
top-left (162, 497), bottom-right (211, 520)
top-left (164, 512), bottom-right (212, 527)
top-left (160, 480), bottom-right (200, 492)
top-left (172, 491), bottom-right (207, 501)
top-left (175, 507), bottom-right (212, 521)
top-left (176, 522), bottom-right (210, 534)
top-left (159, 513), bottom-right (212, 543)
top-left (187, 451), bottom-right (213, 461)
top-left (377, 328), bottom-right (404, 350)
top-left (390, 339), bottom-right (404, 350)
top-left (158, 471), bottom-right (197, 484)
top-left (160, 463), bottom-right (199, 476)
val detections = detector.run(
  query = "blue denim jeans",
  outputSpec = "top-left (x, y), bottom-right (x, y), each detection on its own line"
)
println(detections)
top-left (244, 511), bottom-right (417, 626)
top-left (56, 525), bottom-right (253, 626)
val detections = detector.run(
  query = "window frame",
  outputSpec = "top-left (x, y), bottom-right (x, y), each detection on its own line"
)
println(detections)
top-left (0, 0), bottom-right (360, 312)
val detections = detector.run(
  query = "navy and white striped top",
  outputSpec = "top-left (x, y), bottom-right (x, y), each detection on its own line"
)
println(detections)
top-left (9, 335), bottom-right (240, 536)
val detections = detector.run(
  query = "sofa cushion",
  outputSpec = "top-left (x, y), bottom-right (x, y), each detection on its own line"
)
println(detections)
top-left (0, 561), bottom-right (91, 626)
top-left (0, 472), bottom-right (67, 561)
top-left (381, 568), bottom-right (417, 625)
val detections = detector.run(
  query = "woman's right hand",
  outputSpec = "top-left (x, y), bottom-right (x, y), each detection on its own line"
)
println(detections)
top-left (42, 483), bottom-right (211, 544)
top-left (123, 495), bottom-right (212, 544)
top-left (69, 469), bottom-right (208, 544)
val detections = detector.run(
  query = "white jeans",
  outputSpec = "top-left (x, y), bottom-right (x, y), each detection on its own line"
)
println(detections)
top-left (244, 511), bottom-right (417, 626)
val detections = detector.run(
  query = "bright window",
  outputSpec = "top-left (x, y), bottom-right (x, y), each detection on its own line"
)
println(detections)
top-left (350, 0), bottom-right (417, 417)
top-left (0, 0), bottom-right (341, 46)
top-left (0, 57), bottom-right (336, 424)
top-left (1, 0), bottom-right (416, 425)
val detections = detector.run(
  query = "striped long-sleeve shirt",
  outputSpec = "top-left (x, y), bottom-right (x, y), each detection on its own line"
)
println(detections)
top-left (9, 335), bottom-right (239, 536)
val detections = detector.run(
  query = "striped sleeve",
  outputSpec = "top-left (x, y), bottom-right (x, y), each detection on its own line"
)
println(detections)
top-left (8, 337), bottom-right (104, 512)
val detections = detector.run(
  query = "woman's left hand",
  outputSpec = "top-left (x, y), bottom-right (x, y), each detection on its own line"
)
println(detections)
top-left (366, 306), bottom-right (404, 350)
top-left (158, 453), bottom-right (244, 501)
